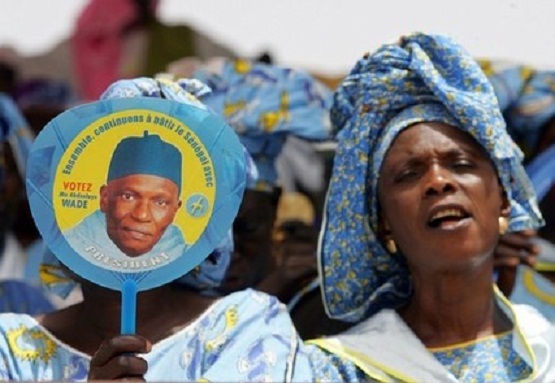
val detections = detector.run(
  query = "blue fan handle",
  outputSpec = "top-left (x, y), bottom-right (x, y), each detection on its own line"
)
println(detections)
top-left (121, 279), bottom-right (138, 334)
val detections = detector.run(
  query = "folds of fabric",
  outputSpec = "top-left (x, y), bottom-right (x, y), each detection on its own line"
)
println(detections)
top-left (319, 32), bottom-right (544, 322)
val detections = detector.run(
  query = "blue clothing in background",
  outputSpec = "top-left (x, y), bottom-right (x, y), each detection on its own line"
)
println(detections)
top-left (0, 281), bottom-right (53, 315)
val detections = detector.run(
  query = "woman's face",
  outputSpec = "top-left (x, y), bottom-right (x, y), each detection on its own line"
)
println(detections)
top-left (377, 122), bottom-right (508, 272)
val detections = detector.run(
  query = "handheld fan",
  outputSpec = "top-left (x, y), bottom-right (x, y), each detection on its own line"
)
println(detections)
top-left (27, 97), bottom-right (246, 334)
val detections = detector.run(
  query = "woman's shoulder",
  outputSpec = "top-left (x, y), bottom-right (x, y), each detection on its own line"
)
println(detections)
top-left (173, 288), bottom-right (291, 340)
top-left (151, 289), bottom-right (305, 382)
top-left (0, 313), bottom-right (54, 356)
top-left (202, 288), bottom-right (292, 332)
top-left (222, 288), bottom-right (280, 304)
top-left (202, 289), bottom-right (299, 351)
top-left (218, 289), bottom-right (286, 314)
top-left (0, 312), bottom-right (38, 330)
top-left (0, 312), bottom-right (88, 358)
top-left (0, 313), bottom-right (89, 381)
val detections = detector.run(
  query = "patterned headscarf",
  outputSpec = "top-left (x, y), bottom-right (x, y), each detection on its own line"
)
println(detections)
top-left (193, 58), bottom-right (333, 191)
top-left (319, 32), bottom-right (544, 323)
top-left (39, 77), bottom-right (258, 297)
top-left (479, 60), bottom-right (555, 157)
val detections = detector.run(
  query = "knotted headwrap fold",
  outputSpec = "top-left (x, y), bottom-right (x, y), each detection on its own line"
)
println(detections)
top-left (39, 77), bottom-right (258, 297)
top-left (319, 32), bottom-right (544, 323)
top-left (193, 59), bottom-right (333, 191)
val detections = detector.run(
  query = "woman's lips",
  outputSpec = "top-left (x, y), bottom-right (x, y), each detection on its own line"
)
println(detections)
top-left (429, 216), bottom-right (472, 231)
top-left (427, 203), bottom-right (471, 230)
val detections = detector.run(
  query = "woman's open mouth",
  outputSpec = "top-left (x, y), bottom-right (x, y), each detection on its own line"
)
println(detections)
top-left (427, 207), bottom-right (471, 230)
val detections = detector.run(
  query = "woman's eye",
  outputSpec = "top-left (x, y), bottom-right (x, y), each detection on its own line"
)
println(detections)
top-left (395, 169), bottom-right (418, 183)
top-left (452, 159), bottom-right (475, 169)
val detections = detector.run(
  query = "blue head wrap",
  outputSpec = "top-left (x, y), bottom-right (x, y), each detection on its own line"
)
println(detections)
top-left (319, 33), bottom-right (544, 323)
top-left (39, 77), bottom-right (258, 297)
top-left (108, 131), bottom-right (182, 192)
top-left (480, 60), bottom-right (555, 156)
top-left (100, 76), bottom-right (212, 108)
top-left (193, 59), bottom-right (333, 191)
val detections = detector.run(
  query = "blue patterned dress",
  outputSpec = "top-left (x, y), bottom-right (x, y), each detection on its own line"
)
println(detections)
top-left (305, 299), bottom-right (554, 382)
top-left (0, 289), bottom-right (317, 382)
top-left (430, 332), bottom-right (532, 382)
top-left (304, 332), bottom-right (534, 383)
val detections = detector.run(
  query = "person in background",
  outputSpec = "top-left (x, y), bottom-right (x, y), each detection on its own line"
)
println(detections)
top-left (0, 0), bottom-right (237, 105)
top-left (303, 32), bottom-right (554, 382)
top-left (0, 60), bottom-right (76, 291)
top-left (0, 77), bottom-right (319, 382)
top-left (276, 135), bottom-right (327, 226)
top-left (177, 58), bottom-right (354, 340)
top-left (0, 92), bottom-right (54, 314)
top-left (185, 58), bottom-right (333, 296)
top-left (0, 93), bottom-right (33, 278)
top-left (14, 79), bottom-right (78, 293)
top-left (72, 0), bottom-right (236, 101)
top-left (480, 61), bottom-right (555, 321)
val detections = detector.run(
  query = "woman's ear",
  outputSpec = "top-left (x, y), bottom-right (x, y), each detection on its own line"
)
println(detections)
top-left (378, 218), bottom-right (398, 254)
top-left (500, 192), bottom-right (511, 218)
top-left (378, 217), bottom-right (392, 241)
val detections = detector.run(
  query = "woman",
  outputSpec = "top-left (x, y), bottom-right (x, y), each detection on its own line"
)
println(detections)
top-left (0, 78), bottom-right (314, 382)
top-left (306, 33), bottom-right (555, 382)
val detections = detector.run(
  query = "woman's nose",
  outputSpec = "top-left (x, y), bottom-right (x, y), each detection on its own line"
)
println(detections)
top-left (424, 165), bottom-right (456, 197)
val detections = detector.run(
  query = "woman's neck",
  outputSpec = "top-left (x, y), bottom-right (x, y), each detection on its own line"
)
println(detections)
top-left (398, 264), bottom-right (512, 348)
top-left (39, 283), bottom-right (216, 356)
